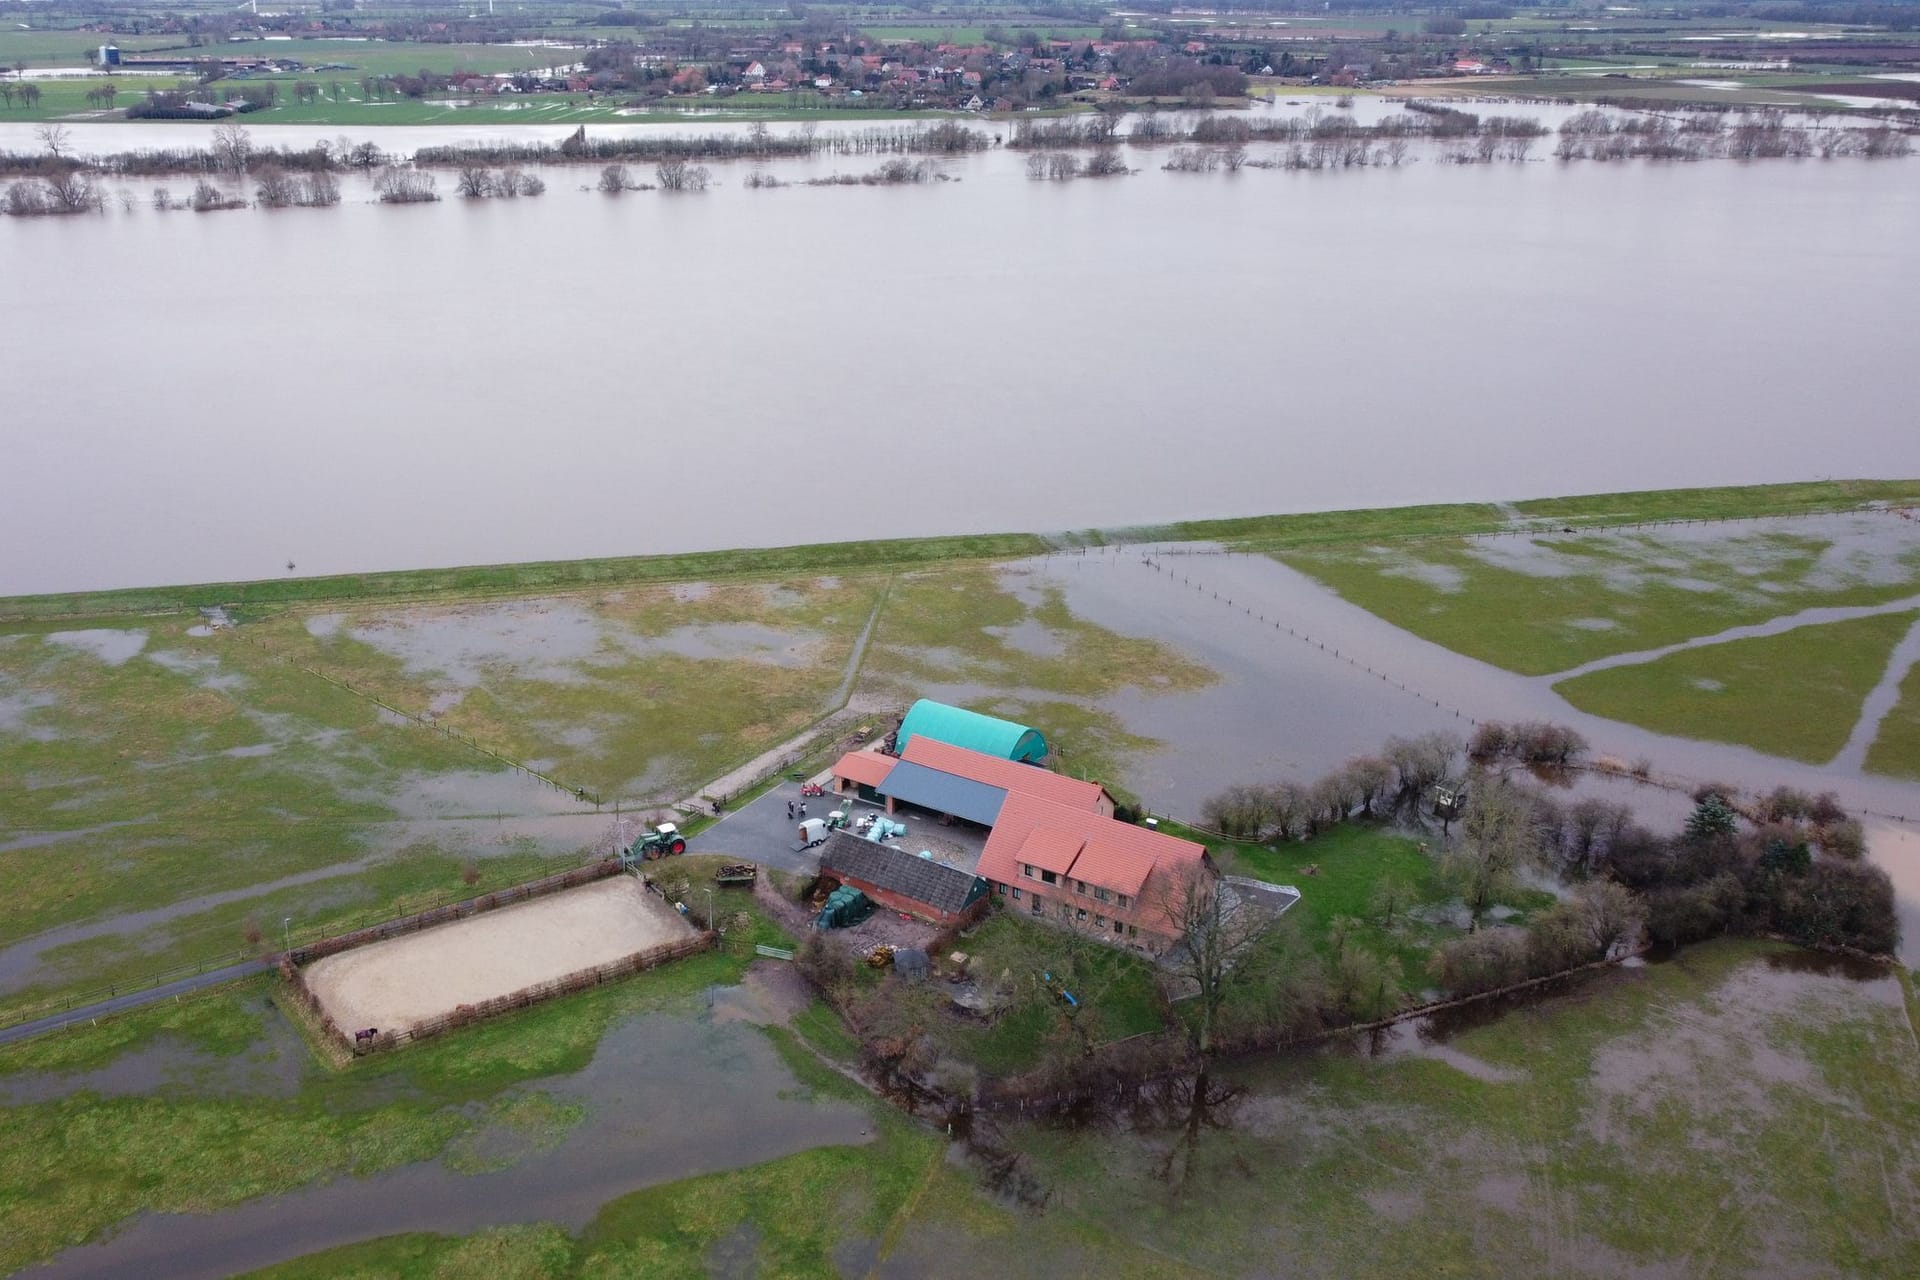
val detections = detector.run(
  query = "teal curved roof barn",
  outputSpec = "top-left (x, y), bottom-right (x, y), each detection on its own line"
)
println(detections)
top-left (895, 700), bottom-right (1047, 763)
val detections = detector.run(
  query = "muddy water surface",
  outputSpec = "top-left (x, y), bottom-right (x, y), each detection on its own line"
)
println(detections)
top-left (5, 114), bottom-right (1917, 596)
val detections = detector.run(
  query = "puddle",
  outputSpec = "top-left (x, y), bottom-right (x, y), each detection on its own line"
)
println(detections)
top-left (1358, 1017), bottom-right (1526, 1083)
top-left (45, 629), bottom-right (148, 666)
top-left (0, 1008), bottom-right (306, 1105)
top-left (1583, 956), bottom-right (1898, 1145)
top-left (0, 818), bottom-right (153, 857)
top-left (669, 582), bottom-right (712, 603)
top-left (28, 1010), bottom-right (869, 1280)
top-left (347, 601), bottom-right (608, 686)
top-left (0, 689), bottom-right (61, 741)
top-left (621, 621), bottom-right (823, 668)
top-left (304, 613), bottom-right (344, 639)
top-left (706, 960), bottom-right (812, 1027)
top-left (378, 769), bottom-right (598, 821)
top-left (981, 618), bottom-right (1068, 659)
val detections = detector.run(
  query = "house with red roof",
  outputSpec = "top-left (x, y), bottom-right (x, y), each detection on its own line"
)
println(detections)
top-left (976, 793), bottom-right (1210, 955)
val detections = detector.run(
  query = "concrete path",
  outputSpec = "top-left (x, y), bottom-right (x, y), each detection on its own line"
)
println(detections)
top-left (0, 959), bottom-right (270, 1048)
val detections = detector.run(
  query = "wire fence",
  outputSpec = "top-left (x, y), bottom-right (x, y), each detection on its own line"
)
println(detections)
top-left (0, 947), bottom-right (259, 1032)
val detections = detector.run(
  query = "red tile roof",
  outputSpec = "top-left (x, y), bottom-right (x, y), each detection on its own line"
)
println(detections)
top-left (900, 738), bottom-right (1109, 811)
top-left (980, 793), bottom-right (1207, 915)
top-left (1017, 827), bottom-right (1085, 876)
top-left (1071, 838), bottom-right (1158, 898)
top-left (831, 750), bottom-right (897, 789)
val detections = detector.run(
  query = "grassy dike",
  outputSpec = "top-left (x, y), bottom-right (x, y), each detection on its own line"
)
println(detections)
top-left (8, 478), bottom-right (1915, 621)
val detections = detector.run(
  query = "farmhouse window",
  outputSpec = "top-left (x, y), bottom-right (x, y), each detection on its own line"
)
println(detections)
top-left (1127, 925), bottom-right (1137, 938)
top-left (1094, 887), bottom-right (1110, 903)
top-left (1022, 864), bottom-right (1037, 880)
top-left (1030, 897), bottom-right (1044, 916)
top-left (1117, 894), bottom-right (1131, 909)
top-left (1041, 870), bottom-right (1057, 886)
top-left (1113, 920), bottom-right (1123, 935)
top-left (1076, 908), bottom-right (1087, 922)
top-left (1011, 887), bottom-right (1021, 900)
top-left (1094, 915), bottom-right (1106, 928)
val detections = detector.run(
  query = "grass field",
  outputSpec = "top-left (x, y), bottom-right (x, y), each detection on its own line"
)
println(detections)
top-left (1554, 609), bottom-right (1920, 765)
top-left (30, 935), bottom-right (1904, 1279)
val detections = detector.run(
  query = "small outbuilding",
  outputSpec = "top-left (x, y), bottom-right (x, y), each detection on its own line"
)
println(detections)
top-left (895, 699), bottom-right (1047, 763)
top-left (818, 832), bottom-right (990, 927)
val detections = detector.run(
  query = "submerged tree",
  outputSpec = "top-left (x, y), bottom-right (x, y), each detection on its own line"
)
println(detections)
top-left (1444, 774), bottom-right (1544, 931)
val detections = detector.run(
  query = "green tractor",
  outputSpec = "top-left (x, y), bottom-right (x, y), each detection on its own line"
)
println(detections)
top-left (629, 822), bottom-right (688, 862)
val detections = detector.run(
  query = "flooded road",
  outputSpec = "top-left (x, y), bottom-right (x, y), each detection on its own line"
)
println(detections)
top-left (23, 1004), bottom-right (868, 1280)
top-left (4, 110), bottom-right (1918, 595)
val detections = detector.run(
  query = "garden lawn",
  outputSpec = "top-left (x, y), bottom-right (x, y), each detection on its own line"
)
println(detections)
top-left (1194, 819), bottom-right (1554, 979)
top-left (1554, 609), bottom-right (1920, 765)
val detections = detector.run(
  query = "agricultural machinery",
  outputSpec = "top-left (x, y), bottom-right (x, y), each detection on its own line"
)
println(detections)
top-left (627, 822), bottom-right (688, 861)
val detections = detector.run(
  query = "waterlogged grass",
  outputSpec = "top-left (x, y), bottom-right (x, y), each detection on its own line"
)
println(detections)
top-left (0, 614), bottom-right (496, 951)
top-left (1012, 939), bottom-right (1920, 1277)
top-left (1280, 520), bottom-right (1920, 677)
top-left (0, 910), bottom-right (789, 1275)
top-left (7, 843), bottom-right (581, 1016)
top-left (0, 531), bottom-right (1048, 621)
top-left (1554, 610), bottom-right (1920, 764)
top-left (1868, 660), bottom-right (1920, 781)
top-left (250, 576), bottom-right (885, 799)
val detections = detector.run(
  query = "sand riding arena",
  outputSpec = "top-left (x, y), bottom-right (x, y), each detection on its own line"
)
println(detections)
top-left (284, 864), bottom-right (706, 1052)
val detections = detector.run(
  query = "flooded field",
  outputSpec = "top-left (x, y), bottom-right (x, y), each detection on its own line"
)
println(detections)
top-left (3, 111), bottom-right (1917, 596)
top-left (1002, 941), bottom-right (1920, 1278)
top-left (18, 996), bottom-right (869, 1280)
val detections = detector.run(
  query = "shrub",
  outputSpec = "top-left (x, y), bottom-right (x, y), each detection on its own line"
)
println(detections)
top-left (1429, 928), bottom-right (1530, 997)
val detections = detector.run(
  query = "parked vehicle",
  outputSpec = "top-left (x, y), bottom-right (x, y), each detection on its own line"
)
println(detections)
top-left (794, 818), bottom-right (831, 850)
top-left (800, 782), bottom-right (827, 798)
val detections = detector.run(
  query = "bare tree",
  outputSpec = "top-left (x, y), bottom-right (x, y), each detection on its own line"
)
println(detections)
top-left (456, 164), bottom-right (494, 198)
top-left (211, 122), bottom-right (253, 174)
top-left (35, 123), bottom-right (70, 159)
top-left (253, 165), bottom-right (297, 207)
top-left (1158, 863), bottom-right (1272, 1055)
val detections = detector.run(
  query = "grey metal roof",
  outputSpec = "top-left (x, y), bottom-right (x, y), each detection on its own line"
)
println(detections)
top-left (876, 761), bottom-right (1008, 827)
top-left (819, 833), bottom-right (988, 916)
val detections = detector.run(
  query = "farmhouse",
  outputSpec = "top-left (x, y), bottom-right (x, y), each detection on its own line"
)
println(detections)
top-left (818, 832), bottom-right (990, 927)
top-left (826, 700), bottom-right (1206, 955)
top-left (976, 795), bottom-right (1209, 955)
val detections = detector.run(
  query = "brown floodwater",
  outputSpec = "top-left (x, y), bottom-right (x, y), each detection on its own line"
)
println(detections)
top-left (2, 112), bottom-right (1917, 595)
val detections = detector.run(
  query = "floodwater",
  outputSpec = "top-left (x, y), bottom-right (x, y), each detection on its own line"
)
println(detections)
top-left (3, 109), bottom-right (1918, 595)
top-left (25, 1005), bottom-right (869, 1280)
top-left (1017, 545), bottom-right (1920, 961)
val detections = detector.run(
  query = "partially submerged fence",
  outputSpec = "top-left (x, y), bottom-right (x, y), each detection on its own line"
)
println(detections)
top-left (287, 858), bottom-right (621, 966)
